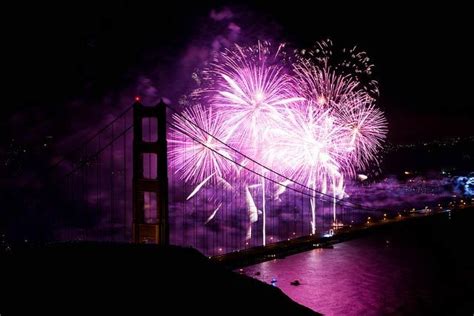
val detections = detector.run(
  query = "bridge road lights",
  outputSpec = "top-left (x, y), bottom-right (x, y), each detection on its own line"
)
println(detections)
top-left (132, 99), bottom-right (169, 245)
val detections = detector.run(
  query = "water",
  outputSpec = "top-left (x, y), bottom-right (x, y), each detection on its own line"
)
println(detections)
top-left (244, 210), bottom-right (474, 315)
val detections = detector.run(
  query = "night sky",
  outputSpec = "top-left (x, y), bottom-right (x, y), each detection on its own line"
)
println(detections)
top-left (2, 4), bottom-right (473, 312)
top-left (2, 1), bottom-right (472, 170)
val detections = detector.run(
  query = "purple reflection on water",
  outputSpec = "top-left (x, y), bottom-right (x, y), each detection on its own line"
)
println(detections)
top-left (246, 240), bottom-right (431, 315)
top-left (243, 211), bottom-right (473, 315)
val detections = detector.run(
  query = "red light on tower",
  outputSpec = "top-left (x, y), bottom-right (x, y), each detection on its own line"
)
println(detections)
top-left (135, 96), bottom-right (141, 102)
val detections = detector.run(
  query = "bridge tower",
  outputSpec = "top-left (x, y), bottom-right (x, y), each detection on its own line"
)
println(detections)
top-left (132, 99), bottom-right (169, 244)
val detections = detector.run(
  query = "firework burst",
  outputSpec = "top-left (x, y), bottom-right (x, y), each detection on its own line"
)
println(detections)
top-left (293, 39), bottom-right (387, 176)
top-left (201, 41), bottom-right (304, 152)
top-left (172, 39), bottom-right (387, 242)
top-left (168, 104), bottom-right (235, 185)
top-left (334, 96), bottom-right (388, 172)
top-left (297, 39), bottom-right (379, 99)
top-left (262, 105), bottom-right (350, 232)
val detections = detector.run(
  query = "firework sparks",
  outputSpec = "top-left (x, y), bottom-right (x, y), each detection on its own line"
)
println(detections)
top-left (297, 39), bottom-right (379, 100)
top-left (334, 98), bottom-right (388, 172)
top-left (169, 104), bottom-right (235, 185)
top-left (263, 106), bottom-right (350, 232)
top-left (173, 39), bottom-right (387, 243)
top-left (293, 40), bottom-right (387, 177)
top-left (203, 41), bottom-right (304, 151)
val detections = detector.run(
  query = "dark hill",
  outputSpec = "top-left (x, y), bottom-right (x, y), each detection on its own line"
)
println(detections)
top-left (0, 242), bottom-right (317, 315)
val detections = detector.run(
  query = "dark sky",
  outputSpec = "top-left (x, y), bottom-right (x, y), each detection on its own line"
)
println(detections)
top-left (0, 1), bottom-right (472, 241)
top-left (2, 1), bottom-right (472, 146)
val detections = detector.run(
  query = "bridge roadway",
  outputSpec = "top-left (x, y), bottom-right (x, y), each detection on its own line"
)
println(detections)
top-left (212, 203), bottom-right (472, 269)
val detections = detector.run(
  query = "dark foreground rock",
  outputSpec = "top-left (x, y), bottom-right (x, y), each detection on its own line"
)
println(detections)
top-left (0, 242), bottom-right (318, 315)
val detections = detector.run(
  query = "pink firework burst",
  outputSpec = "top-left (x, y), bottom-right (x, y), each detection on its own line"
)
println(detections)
top-left (202, 41), bottom-right (304, 153)
top-left (262, 105), bottom-right (350, 233)
top-left (297, 39), bottom-right (379, 100)
top-left (175, 39), bottom-right (388, 238)
top-left (293, 39), bottom-right (387, 176)
top-left (293, 58), bottom-right (362, 108)
top-left (168, 104), bottom-right (235, 185)
top-left (266, 106), bottom-right (349, 190)
top-left (334, 96), bottom-right (388, 172)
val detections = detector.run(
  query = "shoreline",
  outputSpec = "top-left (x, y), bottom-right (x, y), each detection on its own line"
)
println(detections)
top-left (212, 205), bottom-right (472, 269)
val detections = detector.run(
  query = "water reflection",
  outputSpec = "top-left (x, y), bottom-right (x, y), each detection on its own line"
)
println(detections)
top-left (244, 211), bottom-right (473, 315)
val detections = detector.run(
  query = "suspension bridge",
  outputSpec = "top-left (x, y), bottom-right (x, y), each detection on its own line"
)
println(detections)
top-left (24, 100), bottom-right (402, 257)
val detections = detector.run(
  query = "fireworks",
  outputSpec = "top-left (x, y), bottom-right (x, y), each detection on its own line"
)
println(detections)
top-left (273, 107), bottom-right (348, 188)
top-left (263, 106), bottom-right (350, 232)
top-left (334, 98), bottom-right (387, 172)
top-left (296, 39), bottom-right (379, 100)
top-left (200, 41), bottom-right (303, 154)
top-left (291, 40), bottom-right (387, 177)
top-left (168, 103), bottom-right (235, 184)
top-left (170, 39), bottom-right (387, 242)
